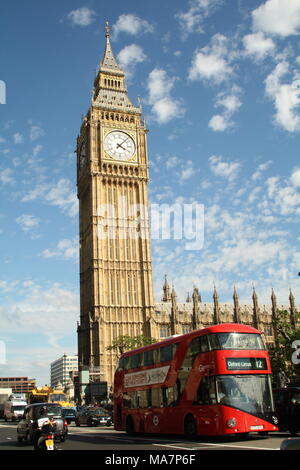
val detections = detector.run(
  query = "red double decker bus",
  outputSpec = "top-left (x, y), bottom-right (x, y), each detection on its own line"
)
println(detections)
top-left (113, 323), bottom-right (278, 437)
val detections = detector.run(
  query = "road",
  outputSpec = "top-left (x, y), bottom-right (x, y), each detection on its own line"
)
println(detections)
top-left (0, 420), bottom-right (295, 453)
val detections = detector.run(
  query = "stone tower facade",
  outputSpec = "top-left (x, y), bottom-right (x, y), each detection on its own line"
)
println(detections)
top-left (77, 24), bottom-right (154, 387)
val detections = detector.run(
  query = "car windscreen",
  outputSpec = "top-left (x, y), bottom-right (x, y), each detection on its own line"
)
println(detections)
top-left (88, 409), bottom-right (108, 416)
top-left (37, 405), bottom-right (62, 417)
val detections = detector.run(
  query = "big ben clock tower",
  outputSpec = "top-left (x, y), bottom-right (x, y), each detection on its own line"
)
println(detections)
top-left (77, 23), bottom-right (155, 389)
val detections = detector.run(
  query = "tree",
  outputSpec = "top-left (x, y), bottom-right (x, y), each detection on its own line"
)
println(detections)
top-left (106, 335), bottom-right (157, 357)
top-left (269, 309), bottom-right (300, 386)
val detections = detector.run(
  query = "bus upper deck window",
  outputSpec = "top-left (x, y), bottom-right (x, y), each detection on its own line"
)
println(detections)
top-left (123, 356), bottom-right (131, 370)
top-left (144, 349), bottom-right (155, 366)
top-left (131, 353), bottom-right (142, 369)
top-left (160, 344), bottom-right (177, 362)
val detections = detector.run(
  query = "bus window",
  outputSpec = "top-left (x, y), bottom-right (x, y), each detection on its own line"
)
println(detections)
top-left (162, 383), bottom-right (179, 407)
top-left (144, 349), bottom-right (157, 366)
top-left (151, 388), bottom-right (163, 408)
top-left (178, 338), bottom-right (206, 395)
top-left (123, 392), bottom-right (132, 408)
top-left (159, 344), bottom-right (177, 362)
top-left (194, 376), bottom-right (217, 405)
top-left (215, 375), bottom-right (274, 414)
top-left (189, 336), bottom-right (209, 356)
top-left (209, 333), bottom-right (265, 350)
top-left (131, 353), bottom-right (143, 369)
top-left (137, 390), bottom-right (149, 408)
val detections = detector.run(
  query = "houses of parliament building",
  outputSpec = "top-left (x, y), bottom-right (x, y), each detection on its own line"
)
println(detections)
top-left (76, 24), bottom-right (299, 389)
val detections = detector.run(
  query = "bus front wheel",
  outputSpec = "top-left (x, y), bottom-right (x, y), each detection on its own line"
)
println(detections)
top-left (184, 415), bottom-right (197, 440)
top-left (125, 416), bottom-right (135, 435)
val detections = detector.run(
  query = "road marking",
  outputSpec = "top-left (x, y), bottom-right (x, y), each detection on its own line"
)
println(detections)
top-left (154, 444), bottom-right (201, 450)
top-left (164, 442), bottom-right (277, 451)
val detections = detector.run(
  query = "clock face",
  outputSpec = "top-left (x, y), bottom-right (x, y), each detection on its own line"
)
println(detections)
top-left (79, 142), bottom-right (86, 169)
top-left (104, 131), bottom-right (135, 161)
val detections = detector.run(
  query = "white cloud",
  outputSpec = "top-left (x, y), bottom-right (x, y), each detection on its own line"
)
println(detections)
top-left (112, 14), bottom-right (154, 40)
top-left (179, 160), bottom-right (194, 182)
top-left (40, 237), bottom-right (79, 262)
top-left (265, 61), bottom-right (300, 132)
top-left (117, 44), bottom-right (146, 79)
top-left (176, 0), bottom-right (223, 38)
top-left (16, 214), bottom-right (40, 233)
top-left (13, 133), bottom-right (24, 144)
top-left (188, 34), bottom-right (234, 84)
top-left (29, 125), bottom-right (45, 141)
top-left (0, 281), bottom-right (79, 347)
top-left (208, 114), bottom-right (229, 131)
top-left (252, 0), bottom-right (300, 37)
top-left (32, 144), bottom-right (43, 157)
top-left (166, 156), bottom-right (180, 169)
top-left (209, 155), bottom-right (241, 181)
top-left (146, 68), bottom-right (185, 124)
top-left (251, 160), bottom-right (273, 181)
top-left (0, 168), bottom-right (15, 185)
top-left (243, 32), bottom-right (276, 61)
top-left (264, 174), bottom-right (300, 216)
top-left (209, 86), bottom-right (242, 131)
top-left (67, 7), bottom-right (96, 27)
top-left (21, 179), bottom-right (78, 217)
top-left (291, 168), bottom-right (300, 187)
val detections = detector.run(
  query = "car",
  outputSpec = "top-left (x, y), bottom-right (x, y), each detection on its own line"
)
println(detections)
top-left (273, 387), bottom-right (300, 436)
top-left (17, 403), bottom-right (68, 447)
top-left (62, 407), bottom-right (77, 424)
top-left (75, 407), bottom-right (112, 427)
top-left (280, 438), bottom-right (300, 450)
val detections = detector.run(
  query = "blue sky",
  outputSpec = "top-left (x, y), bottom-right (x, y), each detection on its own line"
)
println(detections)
top-left (1, 0), bottom-right (300, 385)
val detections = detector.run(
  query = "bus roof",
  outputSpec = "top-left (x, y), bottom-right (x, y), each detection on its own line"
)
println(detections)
top-left (121, 323), bottom-right (262, 357)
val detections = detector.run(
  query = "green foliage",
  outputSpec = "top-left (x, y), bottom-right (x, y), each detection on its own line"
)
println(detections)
top-left (269, 310), bottom-right (300, 385)
top-left (106, 335), bottom-right (157, 357)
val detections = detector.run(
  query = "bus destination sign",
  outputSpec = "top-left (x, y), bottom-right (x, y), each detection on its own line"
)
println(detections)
top-left (226, 358), bottom-right (267, 371)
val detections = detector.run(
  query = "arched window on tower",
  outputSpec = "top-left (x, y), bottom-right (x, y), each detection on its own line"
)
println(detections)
top-left (128, 274), bottom-right (133, 305)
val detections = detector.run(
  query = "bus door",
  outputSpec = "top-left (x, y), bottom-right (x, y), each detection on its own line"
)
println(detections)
top-left (194, 375), bottom-right (220, 435)
top-left (144, 388), bottom-right (165, 433)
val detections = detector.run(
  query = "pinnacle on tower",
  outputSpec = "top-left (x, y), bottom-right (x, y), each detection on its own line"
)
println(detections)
top-left (162, 275), bottom-right (172, 302)
top-left (233, 286), bottom-right (239, 301)
top-left (252, 286), bottom-right (258, 301)
top-left (100, 21), bottom-right (124, 74)
top-left (213, 284), bottom-right (219, 300)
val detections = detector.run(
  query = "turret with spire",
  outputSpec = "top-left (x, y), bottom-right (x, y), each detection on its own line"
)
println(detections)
top-left (233, 286), bottom-right (241, 323)
top-left (162, 275), bottom-right (172, 302)
top-left (213, 284), bottom-right (221, 324)
top-left (252, 287), bottom-right (260, 329)
top-left (192, 287), bottom-right (201, 330)
top-left (289, 288), bottom-right (297, 328)
top-left (170, 285), bottom-right (179, 335)
top-left (92, 22), bottom-right (140, 113)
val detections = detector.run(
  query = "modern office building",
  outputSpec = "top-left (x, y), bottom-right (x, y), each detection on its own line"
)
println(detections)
top-left (50, 355), bottom-right (78, 389)
top-left (0, 377), bottom-right (36, 393)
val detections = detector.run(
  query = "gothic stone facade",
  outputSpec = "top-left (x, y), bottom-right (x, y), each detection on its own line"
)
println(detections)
top-left (151, 279), bottom-right (299, 350)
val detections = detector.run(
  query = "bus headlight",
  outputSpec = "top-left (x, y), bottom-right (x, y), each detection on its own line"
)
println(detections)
top-left (227, 418), bottom-right (237, 428)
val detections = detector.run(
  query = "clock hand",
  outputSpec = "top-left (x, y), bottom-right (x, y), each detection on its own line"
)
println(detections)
top-left (117, 136), bottom-right (129, 148)
top-left (116, 143), bottom-right (126, 150)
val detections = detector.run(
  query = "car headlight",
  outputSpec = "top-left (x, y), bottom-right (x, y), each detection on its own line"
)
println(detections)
top-left (227, 418), bottom-right (237, 428)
